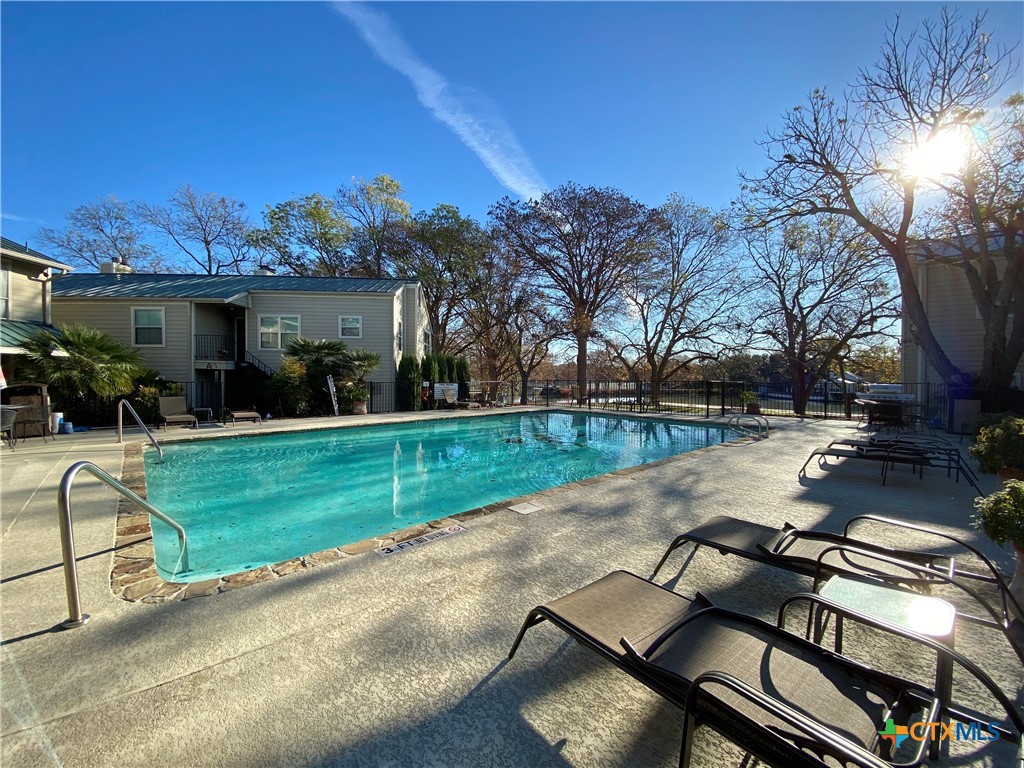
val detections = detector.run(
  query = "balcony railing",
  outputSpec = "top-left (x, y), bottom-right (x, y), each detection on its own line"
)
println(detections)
top-left (195, 335), bottom-right (234, 361)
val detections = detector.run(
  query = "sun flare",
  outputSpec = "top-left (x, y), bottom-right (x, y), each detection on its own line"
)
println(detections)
top-left (902, 127), bottom-right (972, 179)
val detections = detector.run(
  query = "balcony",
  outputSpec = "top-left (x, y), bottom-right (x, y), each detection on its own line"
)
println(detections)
top-left (194, 335), bottom-right (236, 370)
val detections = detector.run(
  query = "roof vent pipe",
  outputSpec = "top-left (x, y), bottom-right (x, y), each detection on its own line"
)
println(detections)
top-left (254, 265), bottom-right (275, 276)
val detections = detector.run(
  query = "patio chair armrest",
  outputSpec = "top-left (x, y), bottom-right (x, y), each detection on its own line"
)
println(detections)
top-left (844, 515), bottom-right (1020, 617)
top-left (778, 592), bottom-right (1024, 739)
top-left (684, 671), bottom-right (895, 768)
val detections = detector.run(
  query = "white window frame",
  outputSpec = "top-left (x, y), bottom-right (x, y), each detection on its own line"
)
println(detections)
top-left (338, 315), bottom-right (363, 339)
top-left (131, 306), bottom-right (166, 347)
top-left (0, 268), bottom-right (9, 320)
top-left (258, 314), bottom-right (301, 350)
top-left (396, 319), bottom-right (403, 352)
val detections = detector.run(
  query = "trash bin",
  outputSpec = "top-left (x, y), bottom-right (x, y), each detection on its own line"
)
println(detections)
top-left (50, 412), bottom-right (64, 433)
top-left (59, 421), bottom-right (74, 434)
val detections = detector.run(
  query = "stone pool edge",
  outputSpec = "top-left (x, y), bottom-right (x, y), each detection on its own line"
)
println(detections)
top-left (110, 429), bottom-right (763, 603)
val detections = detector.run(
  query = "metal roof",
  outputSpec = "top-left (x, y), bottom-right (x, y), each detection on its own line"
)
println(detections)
top-left (52, 273), bottom-right (414, 300)
top-left (0, 237), bottom-right (74, 271)
top-left (0, 319), bottom-right (60, 352)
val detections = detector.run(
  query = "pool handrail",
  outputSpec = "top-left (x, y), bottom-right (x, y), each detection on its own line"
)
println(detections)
top-left (727, 414), bottom-right (770, 439)
top-left (57, 460), bottom-right (188, 629)
top-left (116, 398), bottom-right (163, 463)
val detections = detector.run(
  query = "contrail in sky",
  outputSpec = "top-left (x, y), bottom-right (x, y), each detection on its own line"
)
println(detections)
top-left (332, 1), bottom-right (548, 201)
top-left (1, 212), bottom-right (47, 224)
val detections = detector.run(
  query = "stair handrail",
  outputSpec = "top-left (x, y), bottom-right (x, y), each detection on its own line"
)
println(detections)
top-left (57, 460), bottom-right (189, 628)
top-left (116, 398), bottom-right (163, 463)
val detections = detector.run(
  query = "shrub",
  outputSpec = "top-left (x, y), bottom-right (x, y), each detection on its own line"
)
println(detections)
top-left (396, 356), bottom-right (420, 411)
top-left (974, 480), bottom-right (1024, 549)
top-left (269, 358), bottom-right (311, 417)
top-left (455, 357), bottom-right (470, 383)
top-left (969, 416), bottom-right (1024, 474)
top-left (739, 390), bottom-right (759, 405)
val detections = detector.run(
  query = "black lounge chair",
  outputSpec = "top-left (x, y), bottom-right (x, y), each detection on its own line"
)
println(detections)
top-left (651, 514), bottom-right (1024, 664)
top-left (803, 434), bottom-right (983, 494)
top-left (508, 570), bottom-right (1023, 768)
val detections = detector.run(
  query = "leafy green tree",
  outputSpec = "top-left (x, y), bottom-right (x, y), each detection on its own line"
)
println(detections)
top-left (19, 324), bottom-right (145, 414)
top-left (391, 204), bottom-right (488, 354)
top-left (38, 195), bottom-right (159, 272)
top-left (250, 193), bottom-right (352, 276)
top-left (337, 174), bottom-right (411, 278)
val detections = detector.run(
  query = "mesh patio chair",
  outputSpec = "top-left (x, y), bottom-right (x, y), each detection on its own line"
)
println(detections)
top-left (158, 397), bottom-right (198, 430)
top-left (508, 570), bottom-right (1024, 768)
top-left (651, 514), bottom-right (1024, 664)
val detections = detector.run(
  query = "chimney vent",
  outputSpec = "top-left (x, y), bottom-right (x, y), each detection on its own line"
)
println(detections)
top-left (254, 264), bottom-right (275, 276)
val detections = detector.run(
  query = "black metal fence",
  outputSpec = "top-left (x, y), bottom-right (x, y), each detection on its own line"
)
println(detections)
top-left (160, 376), bottom-right (966, 430)
top-left (512, 379), bottom-right (954, 428)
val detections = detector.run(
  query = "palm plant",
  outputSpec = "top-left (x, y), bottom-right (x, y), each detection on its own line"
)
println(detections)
top-left (283, 337), bottom-right (351, 415)
top-left (20, 324), bottom-right (144, 409)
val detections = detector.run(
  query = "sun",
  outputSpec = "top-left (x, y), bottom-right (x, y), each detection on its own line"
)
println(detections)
top-left (902, 127), bottom-right (972, 179)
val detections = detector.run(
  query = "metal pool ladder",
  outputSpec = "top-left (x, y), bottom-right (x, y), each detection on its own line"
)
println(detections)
top-left (57, 461), bottom-right (189, 628)
top-left (116, 398), bottom-right (163, 463)
top-left (727, 414), bottom-right (770, 440)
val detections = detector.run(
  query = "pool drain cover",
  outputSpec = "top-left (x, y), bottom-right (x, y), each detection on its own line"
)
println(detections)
top-left (508, 502), bottom-right (543, 515)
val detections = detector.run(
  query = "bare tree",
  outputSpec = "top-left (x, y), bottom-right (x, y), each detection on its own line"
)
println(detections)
top-left (490, 182), bottom-right (660, 399)
top-left (743, 217), bottom-right (901, 415)
top-left (336, 174), bottom-right (411, 278)
top-left (742, 8), bottom-right (1020, 389)
top-left (604, 195), bottom-right (739, 405)
top-left (250, 193), bottom-right (352, 276)
top-left (37, 195), bottom-right (159, 271)
top-left (138, 185), bottom-right (254, 274)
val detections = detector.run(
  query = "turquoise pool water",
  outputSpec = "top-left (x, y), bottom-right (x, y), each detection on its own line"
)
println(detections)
top-left (144, 411), bottom-right (741, 581)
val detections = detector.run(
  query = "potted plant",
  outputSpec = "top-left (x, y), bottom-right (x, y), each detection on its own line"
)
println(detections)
top-left (344, 348), bottom-right (381, 416)
top-left (347, 383), bottom-right (371, 415)
top-left (739, 390), bottom-right (761, 415)
top-left (969, 416), bottom-right (1024, 480)
top-left (973, 480), bottom-right (1024, 619)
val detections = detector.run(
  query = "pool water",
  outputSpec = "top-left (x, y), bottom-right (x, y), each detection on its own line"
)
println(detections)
top-left (144, 411), bottom-right (741, 582)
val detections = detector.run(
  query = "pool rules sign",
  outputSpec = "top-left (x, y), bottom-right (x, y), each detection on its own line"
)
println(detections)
top-left (375, 525), bottom-right (466, 556)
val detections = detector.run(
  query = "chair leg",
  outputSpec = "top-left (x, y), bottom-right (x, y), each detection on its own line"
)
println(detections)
top-left (507, 610), bottom-right (547, 659)
top-left (651, 539), bottom-right (699, 580)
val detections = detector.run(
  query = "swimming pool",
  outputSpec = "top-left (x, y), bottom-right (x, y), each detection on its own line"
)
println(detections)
top-left (144, 411), bottom-right (742, 582)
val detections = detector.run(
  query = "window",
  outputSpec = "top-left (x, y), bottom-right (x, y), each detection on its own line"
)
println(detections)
top-left (132, 307), bottom-right (165, 346)
top-left (422, 329), bottom-right (431, 354)
top-left (339, 316), bottom-right (362, 339)
top-left (396, 320), bottom-right (403, 352)
top-left (259, 315), bottom-right (300, 349)
top-left (0, 268), bottom-right (8, 319)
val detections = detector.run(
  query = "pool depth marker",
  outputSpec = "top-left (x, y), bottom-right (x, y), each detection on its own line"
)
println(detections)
top-left (375, 524), bottom-right (466, 556)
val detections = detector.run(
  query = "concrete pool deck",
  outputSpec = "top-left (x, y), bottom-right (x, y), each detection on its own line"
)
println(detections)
top-left (1, 410), bottom-right (1021, 767)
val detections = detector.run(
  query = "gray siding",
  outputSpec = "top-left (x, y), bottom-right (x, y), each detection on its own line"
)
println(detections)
top-left (52, 299), bottom-right (194, 380)
top-left (903, 259), bottom-right (1024, 385)
top-left (247, 291), bottom-right (397, 381)
top-left (3, 258), bottom-right (46, 322)
top-left (193, 303), bottom-right (234, 337)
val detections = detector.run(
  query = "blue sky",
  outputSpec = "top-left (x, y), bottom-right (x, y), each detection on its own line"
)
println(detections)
top-left (2, 2), bottom-right (1022, 249)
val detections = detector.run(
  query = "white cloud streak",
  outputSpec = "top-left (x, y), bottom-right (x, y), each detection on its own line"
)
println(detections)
top-left (333, 1), bottom-right (548, 202)
top-left (1, 212), bottom-right (47, 224)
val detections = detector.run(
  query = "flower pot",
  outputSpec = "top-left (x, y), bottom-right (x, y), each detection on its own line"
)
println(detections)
top-left (352, 401), bottom-right (368, 416)
top-left (745, 404), bottom-right (761, 415)
top-left (997, 467), bottom-right (1024, 482)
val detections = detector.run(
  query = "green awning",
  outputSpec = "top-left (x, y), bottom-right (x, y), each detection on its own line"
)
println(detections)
top-left (0, 319), bottom-right (60, 354)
